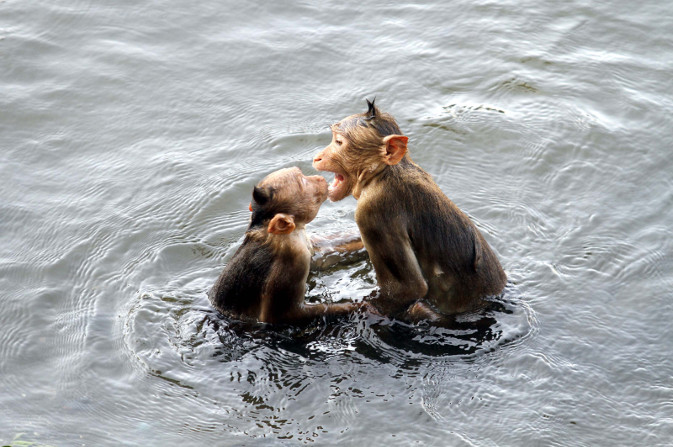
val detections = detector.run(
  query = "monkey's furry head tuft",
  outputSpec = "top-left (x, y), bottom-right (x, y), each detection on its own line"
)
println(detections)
top-left (331, 99), bottom-right (403, 149)
top-left (365, 98), bottom-right (377, 120)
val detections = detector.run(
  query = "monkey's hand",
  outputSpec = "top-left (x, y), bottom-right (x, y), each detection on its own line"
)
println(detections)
top-left (359, 300), bottom-right (384, 317)
top-left (404, 300), bottom-right (443, 323)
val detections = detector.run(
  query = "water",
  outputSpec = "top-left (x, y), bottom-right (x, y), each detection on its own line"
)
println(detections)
top-left (1, 0), bottom-right (672, 445)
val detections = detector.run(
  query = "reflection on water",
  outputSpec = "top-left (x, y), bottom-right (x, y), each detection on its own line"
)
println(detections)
top-left (3, 0), bottom-right (673, 444)
top-left (124, 287), bottom-right (532, 371)
top-left (123, 276), bottom-right (533, 440)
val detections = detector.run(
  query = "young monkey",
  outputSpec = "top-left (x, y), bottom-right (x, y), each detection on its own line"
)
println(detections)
top-left (313, 100), bottom-right (507, 322)
top-left (208, 167), bottom-right (362, 325)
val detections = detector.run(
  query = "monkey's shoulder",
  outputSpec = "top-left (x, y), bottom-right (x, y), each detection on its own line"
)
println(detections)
top-left (209, 231), bottom-right (276, 294)
top-left (266, 230), bottom-right (312, 263)
top-left (209, 229), bottom-right (312, 316)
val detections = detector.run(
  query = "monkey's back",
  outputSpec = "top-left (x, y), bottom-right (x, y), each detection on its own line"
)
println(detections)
top-left (208, 234), bottom-right (273, 318)
top-left (364, 159), bottom-right (507, 313)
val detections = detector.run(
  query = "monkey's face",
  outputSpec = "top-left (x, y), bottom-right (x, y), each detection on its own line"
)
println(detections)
top-left (312, 131), bottom-right (359, 202)
top-left (256, 167), bottom-right (328, 225)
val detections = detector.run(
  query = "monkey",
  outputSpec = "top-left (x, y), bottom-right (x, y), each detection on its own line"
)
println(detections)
top-left (312, 99), bottom-right (507, 322)
top-left (208, 167), bottom-right (364, 325)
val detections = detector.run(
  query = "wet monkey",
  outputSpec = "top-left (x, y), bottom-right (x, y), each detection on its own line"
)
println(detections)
top-left (312, 100), bottom-right (507, 321)
top-left (209, 167), bottom-right (363, 325)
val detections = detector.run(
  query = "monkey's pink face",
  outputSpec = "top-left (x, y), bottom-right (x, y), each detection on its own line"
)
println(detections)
top-left (257, 167), bottom-right (328, 223)
top-left (298, 170), bottom-right (329, 222)
top-left (312, 132), bottom-right (355, 202)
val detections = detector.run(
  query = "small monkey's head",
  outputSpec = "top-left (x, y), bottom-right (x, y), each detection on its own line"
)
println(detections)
top-left (249, 167), bottom-right (328, 235)
top-left (312, 99), bottom-right (409, 201)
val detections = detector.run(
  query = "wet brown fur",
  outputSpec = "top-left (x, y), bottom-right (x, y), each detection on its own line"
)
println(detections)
top-left (313, 102), bottom-right (507, 319)
top-left (209, 167), bottom-right (362, 324)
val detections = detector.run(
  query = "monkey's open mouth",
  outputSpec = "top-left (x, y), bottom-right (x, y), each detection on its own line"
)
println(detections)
top-left (330, 174), bottom-right (344, 190)
top-left (326, 172), bottom-right (350, 201)
top-left (329, 172), bottom-right (344, 193)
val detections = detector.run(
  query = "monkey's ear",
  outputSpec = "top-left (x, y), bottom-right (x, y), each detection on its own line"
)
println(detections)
top-left (268, 213), bottom-right (296, 235)
top-left (382, 135), bottom-right (409, 165)
top-left (253, 185), bottom-right (272, 206)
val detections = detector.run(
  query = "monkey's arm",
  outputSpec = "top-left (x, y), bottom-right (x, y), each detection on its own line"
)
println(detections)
top-left (360, 224), bottom-right (428, 316)
top-left (309, 232), bottom-right (367, 270)
top-left (310, 232), bottom-right (364, 253)
top-left (285, 301), bottom-right (366, 323)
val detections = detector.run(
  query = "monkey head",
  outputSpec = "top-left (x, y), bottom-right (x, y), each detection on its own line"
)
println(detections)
top-left (249, 167), bottom-right (328, 235)
top-left (312, 99), bottom-right (409, 201)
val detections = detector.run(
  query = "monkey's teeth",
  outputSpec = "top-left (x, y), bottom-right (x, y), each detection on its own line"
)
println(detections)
top-left (331, 174), bottom-right (342, 188)
top-left (328, 174), bottom-right (345, 194)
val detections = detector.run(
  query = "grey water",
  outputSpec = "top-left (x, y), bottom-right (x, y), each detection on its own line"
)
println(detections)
top-left (1, 0), bottom-right (672, 445)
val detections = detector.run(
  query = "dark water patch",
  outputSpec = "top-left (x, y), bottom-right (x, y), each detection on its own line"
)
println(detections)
top-left (365, 297), bottom-right (530, 360)
top-left (119, 279), bottom-right (533, 443)
top-left (124, 282), bottom-right (532, 377)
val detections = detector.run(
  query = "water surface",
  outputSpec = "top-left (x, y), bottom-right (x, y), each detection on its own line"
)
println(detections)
top-left (1, 0), bottom-right (672, 445)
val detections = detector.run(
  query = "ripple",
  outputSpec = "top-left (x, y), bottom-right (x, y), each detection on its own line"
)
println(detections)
top-left (419, 102), bottom-right (509, 142)
top-left (4, 0), bottom-right (673, 443)
top-left (124, 277), bottom-right (532, 374)
top-left (119, 265), bottom-right (534, 442)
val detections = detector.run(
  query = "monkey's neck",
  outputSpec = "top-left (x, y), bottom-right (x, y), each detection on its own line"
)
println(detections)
top-left (262, 227), bottom-right (311, 255)
top-left (354, 161), bottom-right (408, 199)
top-left (353, 164), bottom-right (387, 199)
